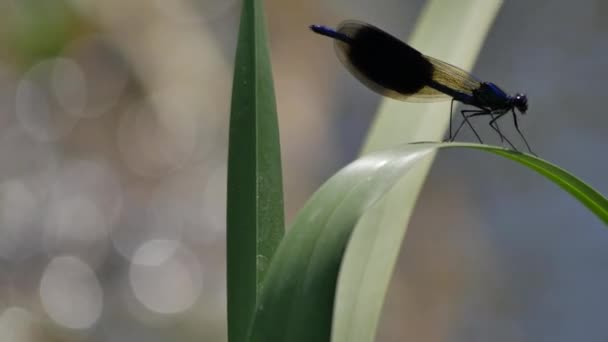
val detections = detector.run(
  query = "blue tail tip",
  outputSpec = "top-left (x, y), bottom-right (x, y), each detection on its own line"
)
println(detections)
top-left (310, 24), bottom-right (325, 33)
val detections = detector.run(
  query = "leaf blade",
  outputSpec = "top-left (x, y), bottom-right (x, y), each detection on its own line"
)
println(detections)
top-left (227, 0), bottom-right (284, 341)
top-left (250, 142), bottom-right (608, 342)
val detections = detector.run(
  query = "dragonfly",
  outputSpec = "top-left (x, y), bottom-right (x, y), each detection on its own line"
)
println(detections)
top-left (310, 20), bottom-right (533, 154)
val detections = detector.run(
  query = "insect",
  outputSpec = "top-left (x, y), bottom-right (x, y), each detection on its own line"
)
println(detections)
top-left (310, 20), bottom-right (533, 154)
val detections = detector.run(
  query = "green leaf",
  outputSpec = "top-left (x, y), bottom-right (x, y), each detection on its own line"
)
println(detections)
top-left (226, 0), bottom-right (284, 341)
top-left (248, 142), bottom-right (608, 342)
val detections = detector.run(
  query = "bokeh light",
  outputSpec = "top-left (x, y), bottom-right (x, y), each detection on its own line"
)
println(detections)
top-left (43, 195), bottom-right (110, 266)
top-left (49, 160), bottom-right (123, 226)
top-left (16, 58), bottom-right (83, 142)
top-left (0, 0), bottom-right (228, 339)
top-left (0, 307), bottom-right (42, 342)
top-left (0, 180), bottom-right (39, 260)
top-left (39, 256), bottom-right (103, 330)
top-left (111, 190), bottom-right (182, 261)
top-left (63, 35), bottom-right (129, 118)
top-left (129, 240), bottom-right (203, 314)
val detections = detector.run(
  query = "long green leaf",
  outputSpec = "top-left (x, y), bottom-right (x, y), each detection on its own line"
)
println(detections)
top-left (227, 0), bottom-right (284, 341)
top-left (249, 142), bottom-right (608, 342)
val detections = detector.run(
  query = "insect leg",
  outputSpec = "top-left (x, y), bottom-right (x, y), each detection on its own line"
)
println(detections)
top-left (488, 113), bottom-right (518, 151)
top-left (511, 109), bottom-right (536, 155)
top-left (487, 114), bottom-right (510, 146)
top-left (489, 113), bottom-right (504, 142)
top-left (446, 99), bottom-right (456, 141)
top-left (452, 109), bottom-right (486, 143)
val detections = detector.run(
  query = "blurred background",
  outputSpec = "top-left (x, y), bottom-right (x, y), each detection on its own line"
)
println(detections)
top-left (0, 0), bottom-right (606, 341)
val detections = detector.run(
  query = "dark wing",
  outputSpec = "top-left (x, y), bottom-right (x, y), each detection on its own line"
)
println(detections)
top-left (331, 20), bottom-right (485, 103)
top-left (424, 55), bottom-right (482, 97)
top-left (333, 20), bottom-right (450, 102)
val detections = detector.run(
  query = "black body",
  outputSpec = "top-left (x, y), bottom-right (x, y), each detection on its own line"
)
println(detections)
top-left (310, 21), bottom-right (532, 153)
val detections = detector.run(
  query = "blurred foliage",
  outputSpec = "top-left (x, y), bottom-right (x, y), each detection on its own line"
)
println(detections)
top-left (1, 0), bottom-right (84, 68)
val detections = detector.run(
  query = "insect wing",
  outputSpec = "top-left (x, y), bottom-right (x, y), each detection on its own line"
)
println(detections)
top-left (424, 55), bottom-right (481, 97)
top-left (333, 20), bottom-right (450, 102)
